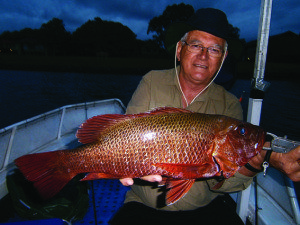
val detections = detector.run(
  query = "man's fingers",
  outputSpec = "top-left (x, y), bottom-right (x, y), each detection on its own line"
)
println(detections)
top-left (119, 175), bottom-right (162, 186)
top-left (140, 175), bottom-right (162, 183)
top-left (120, 178), bottom-right (134, 186)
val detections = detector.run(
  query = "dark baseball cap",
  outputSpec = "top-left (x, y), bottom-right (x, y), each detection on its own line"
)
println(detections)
top-left (165, 8), bottom-right (233, 54)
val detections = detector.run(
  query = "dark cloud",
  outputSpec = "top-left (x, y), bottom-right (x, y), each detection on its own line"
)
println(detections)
top-left (72, 0), bottom-right (157, 22)
top-left (0, 0), bottom-right (299, 41)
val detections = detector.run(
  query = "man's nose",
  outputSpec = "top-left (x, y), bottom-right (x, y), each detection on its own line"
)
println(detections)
top-left (197, 47), bottom-right (209, 59)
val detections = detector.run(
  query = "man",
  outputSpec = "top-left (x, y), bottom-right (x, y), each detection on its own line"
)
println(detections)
top-left (110, 8), bottom-right (300, 224)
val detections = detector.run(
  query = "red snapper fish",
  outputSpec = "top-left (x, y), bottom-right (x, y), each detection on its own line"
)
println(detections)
top-left (15, 107), bottom-right (265, 205)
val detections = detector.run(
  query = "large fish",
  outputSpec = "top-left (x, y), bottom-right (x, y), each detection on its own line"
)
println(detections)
top-left (15, 107), bottom-right (265, 205)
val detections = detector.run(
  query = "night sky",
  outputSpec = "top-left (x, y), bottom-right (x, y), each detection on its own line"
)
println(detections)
top-left (0, 0), bottom-right (299, 42)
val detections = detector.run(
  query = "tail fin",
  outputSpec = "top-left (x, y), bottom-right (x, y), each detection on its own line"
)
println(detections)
top-left (14, 151), bottom-right (76, 200)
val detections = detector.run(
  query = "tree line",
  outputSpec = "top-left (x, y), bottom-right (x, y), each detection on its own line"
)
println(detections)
top-left (0, 3), bottom-right (242, 58)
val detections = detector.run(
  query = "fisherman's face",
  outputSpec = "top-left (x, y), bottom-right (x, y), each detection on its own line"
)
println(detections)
top-left (177, 30), bottom-right (227, 86)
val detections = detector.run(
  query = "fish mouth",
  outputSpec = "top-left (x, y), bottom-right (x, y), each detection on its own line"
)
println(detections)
top-left (256, 129), bottom-right (266, 152)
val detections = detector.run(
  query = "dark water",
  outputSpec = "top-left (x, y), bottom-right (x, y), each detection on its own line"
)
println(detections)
top-left (0, 70), bottom-right (142, 129)
top-left (230, 79), bottom-right (300, 142)
top-left (0, 69), bottom-right (299, 144)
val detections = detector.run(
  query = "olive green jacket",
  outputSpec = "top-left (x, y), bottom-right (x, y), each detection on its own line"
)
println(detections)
top-left (124, 68), bottom-right (253, 211)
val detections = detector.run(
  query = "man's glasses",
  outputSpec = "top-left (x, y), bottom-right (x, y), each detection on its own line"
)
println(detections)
top-left (183, 41), bottom-right (224, 58)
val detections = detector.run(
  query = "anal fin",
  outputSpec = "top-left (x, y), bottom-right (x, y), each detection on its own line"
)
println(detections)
top-left (165, 179), bottom-right (195, 205)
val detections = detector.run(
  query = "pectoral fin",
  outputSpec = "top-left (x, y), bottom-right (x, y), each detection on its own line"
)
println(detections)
top-left (154, 162), bottom-right (219, 178)
top-left (80, 172), bottom-right (119, 181)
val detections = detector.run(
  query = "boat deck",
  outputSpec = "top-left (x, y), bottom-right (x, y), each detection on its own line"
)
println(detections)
top-left (74, 180), bottom-right (130, 225)
top-left (1, 179), bottom-right (129, 225)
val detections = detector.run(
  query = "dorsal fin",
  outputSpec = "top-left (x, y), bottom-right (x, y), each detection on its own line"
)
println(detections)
top-left (76, 107), bottom-right (192, 144)
top-left (76, 114), bottom-right (131, 144)
top-left (148, 107), bottom-right (193, 114)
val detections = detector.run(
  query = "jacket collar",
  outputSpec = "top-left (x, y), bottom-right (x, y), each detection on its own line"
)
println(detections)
top-left (166, 67), bottom-right (223, 102)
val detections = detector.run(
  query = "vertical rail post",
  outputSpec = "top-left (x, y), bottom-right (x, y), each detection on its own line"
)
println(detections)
top-left (236, 0), bottom-right (273, 223)
top-left (57, 107), bottom-right (66, 140)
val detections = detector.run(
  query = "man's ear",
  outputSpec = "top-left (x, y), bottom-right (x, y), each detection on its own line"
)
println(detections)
top-left (176, 42), bottom-right (182, 61)
top-left (224, 50), bottom-right (228, 59)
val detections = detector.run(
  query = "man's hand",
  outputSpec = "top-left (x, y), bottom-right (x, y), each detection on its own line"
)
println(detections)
top-left (271, 145), bottom-right (300, 181)
top-left (240, 143), bottom-right (300, 181)
top-left (120, 175), bottom-right (162, 186)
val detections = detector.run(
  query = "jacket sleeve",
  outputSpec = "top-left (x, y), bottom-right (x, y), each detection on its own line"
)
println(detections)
top-left (206, 172), bottom-right (253, 193)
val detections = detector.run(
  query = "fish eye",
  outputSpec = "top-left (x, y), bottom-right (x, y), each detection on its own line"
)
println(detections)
top-left (235, 124), bottom-right (247, 136)
top-left (237, 125), bottom-right (246, 136)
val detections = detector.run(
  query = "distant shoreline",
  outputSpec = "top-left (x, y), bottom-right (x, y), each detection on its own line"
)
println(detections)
top-left (0, 55), bottom-right (174, 75)
top-left (0, 55), bottom-right (299, 80)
